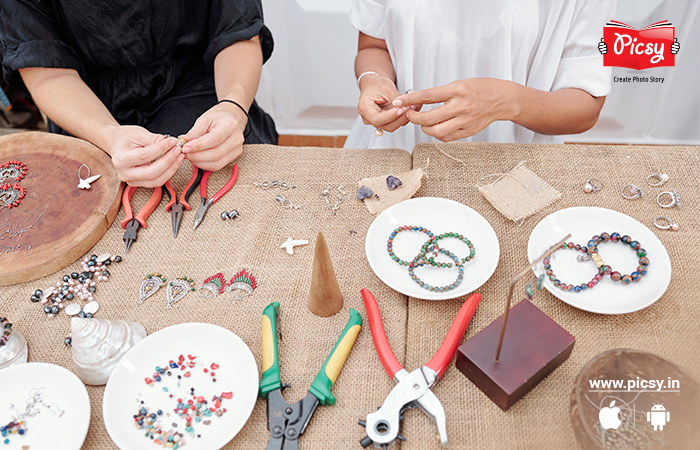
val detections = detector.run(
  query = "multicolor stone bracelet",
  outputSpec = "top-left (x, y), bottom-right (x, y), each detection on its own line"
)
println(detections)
top-left (418, 232), bottom-right (475, 268)
top-left (387, 226), bottom-right (437, 266)
top-left (543, 242), bottom-right (611, 292)
top-left (587, 232), bottom-right (649, 285)
top-left (408, 248), bottom-right (464, 292)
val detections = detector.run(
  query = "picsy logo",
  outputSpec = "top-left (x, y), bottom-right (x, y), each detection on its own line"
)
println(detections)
top-left (598, 20), bottom-right (680, 70)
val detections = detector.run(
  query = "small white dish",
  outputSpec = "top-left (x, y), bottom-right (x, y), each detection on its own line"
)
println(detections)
top-left (103, 323), bottom-right (258, 450)
top-left (0, 362), bottom-right (90, 450)
top-left (365, 197), bottom-right (500, 300)
top-left (527, 206), bottom-right (672, 314)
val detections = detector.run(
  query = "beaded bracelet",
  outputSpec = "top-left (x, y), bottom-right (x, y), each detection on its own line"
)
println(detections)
top-left (543, 242), bottom-right (610, 292)
top-left (408, 248), bottom-right (464, 292)
top-left (387, 226), bottom-right (437, 266)
top-left (587, 232), bottom-right (649, 285)
top-left (418, 232), bottom-right (475, 268)
top-left (0, 317), bottom-right (13, 347)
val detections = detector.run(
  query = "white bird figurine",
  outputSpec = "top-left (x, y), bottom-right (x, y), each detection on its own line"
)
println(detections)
top-left (78, 174), bottom-right (101, 190)
top-left (280, 237), bottom-right (309, 255)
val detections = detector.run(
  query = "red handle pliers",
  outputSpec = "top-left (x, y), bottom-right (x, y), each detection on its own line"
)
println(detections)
top-left (120, 185), bottom-right (163, 253)
top-left (359, 288), bottom-right (482, 448)
top-left (163, 165), bottom-right (205, 238)
top-left (192, 164), bottom-right (239, 231)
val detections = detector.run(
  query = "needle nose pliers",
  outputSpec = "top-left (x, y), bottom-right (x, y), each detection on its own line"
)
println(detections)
top-left (120, 185), bottom-right (163, 253)
top-left (192, 164), bottom-right (239, 231)
top-left (163, 165), bottom-right (204, 238)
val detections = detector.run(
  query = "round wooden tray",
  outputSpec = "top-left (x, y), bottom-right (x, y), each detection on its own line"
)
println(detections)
top-left (0, 132), bottom-right (123, 286)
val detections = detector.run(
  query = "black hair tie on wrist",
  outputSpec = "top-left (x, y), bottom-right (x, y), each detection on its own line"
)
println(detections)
top-left (217, 99), bottom-right (251, 138)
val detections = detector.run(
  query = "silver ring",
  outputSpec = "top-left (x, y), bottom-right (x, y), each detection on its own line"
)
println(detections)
top-left (657, 189), bottom-right (680, 208)
top-left (654, 216), bottom-right (679, 231)
top-left (621, 184), bottom-right (644, 200)
top-left (647, 173), bottom-right (669, 187)
top-left (583, 177), bottom-right (604, 193)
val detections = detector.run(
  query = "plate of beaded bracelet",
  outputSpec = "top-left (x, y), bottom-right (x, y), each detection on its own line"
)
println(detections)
top-left (527, 206), bottom-right (671, 314)
top-left (103, 323), bottom-right (259, 449)
top-left (365, 197), bottom-right (500, 300)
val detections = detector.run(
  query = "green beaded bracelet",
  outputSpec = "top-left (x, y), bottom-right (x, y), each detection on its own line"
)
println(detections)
top-left (387, 225), bottom-right (437, 266)
top-left (408, 247), bottom-right (464, 292)
top-left (418, 232), bottom-right (475, 268)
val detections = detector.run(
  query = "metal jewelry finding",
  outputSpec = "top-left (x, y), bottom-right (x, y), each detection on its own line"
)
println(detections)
top-left (654, 216), bottom-right (679, 231)
top-left (583, 177), bottom-right (603, 193)
top-left (657, 189), bottom-right (680, 208)
top-left (77, 164), bottom-right (101, 190)
top-left (254, 180), bottom-right (295, 190)
top-left (274, 194), bottom-right (302, 209)
top-left (621, 184), bottom-right (644, 200)
top-left (647, 173), bottom-right (669, 187)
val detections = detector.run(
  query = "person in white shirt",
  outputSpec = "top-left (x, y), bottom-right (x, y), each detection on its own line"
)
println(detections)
top-left (345, 0), bottom-right (615, 152)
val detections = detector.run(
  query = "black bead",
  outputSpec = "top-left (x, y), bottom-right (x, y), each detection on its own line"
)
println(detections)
top-left (78, 276), bottom-right (86, 284)
top-left (66, 293), bottom-right (74, 301)
top-left (102, 270), bottom-right (110, 277)
top-left (88, 286), bottom-right (96, 294)
top-left (115, 256), bottom-right (122, 263)
top-left (43, 305), bottom-right (52, 314)
top-left (34, 289), bottom-right (43, 297)
top-left (81, 271), bottom-right (90, 278)
top-left (90, 254), bottom-right (97, 261)
top-left (103, 259), bottom-right (111, 266)
top-left (61, 285), bottom-right (70, 291)
top-left (51, 306), bottom-right (59, 314)
top-left (85, 313), bottom-right (93, 318)
top-left (71, 272), bottom-right (79, 279)
top-left (30, 295), bottom-right (40, 303)
top-left (87, 261), bottom-right (96, 267)
top-left (64, 337), bottom-right (72, 346)
top-left (86, 272), bottom-right (94, 279)
top-left (62, 275), bottom-right (70, 282)
top-left (57, 293), bottom-right (65, 300)
top-left (77, 311), bottom-right (86, 318)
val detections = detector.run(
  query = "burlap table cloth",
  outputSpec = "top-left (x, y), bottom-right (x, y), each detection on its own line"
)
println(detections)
top-left (404, 142), bottom-right (700, 449)
top-left (0, 145), bottom-right (412, 449)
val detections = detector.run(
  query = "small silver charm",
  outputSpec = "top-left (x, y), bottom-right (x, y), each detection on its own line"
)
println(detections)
top-left (647, 173), bottom-right (669, 187)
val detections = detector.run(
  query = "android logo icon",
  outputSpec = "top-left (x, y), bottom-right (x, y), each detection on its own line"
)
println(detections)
top-left (647, 404), bottom-right (670, 431)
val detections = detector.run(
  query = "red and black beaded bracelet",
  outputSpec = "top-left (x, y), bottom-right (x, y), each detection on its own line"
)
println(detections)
top-left (587, 232), bottom-right (649, 285)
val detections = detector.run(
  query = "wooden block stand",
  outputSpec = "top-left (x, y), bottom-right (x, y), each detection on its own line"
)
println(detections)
top-left (455, 299), bottom-right (575, 411)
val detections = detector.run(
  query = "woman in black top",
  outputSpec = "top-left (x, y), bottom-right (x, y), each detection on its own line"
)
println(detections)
top-left (0, 0), bottom-right (278, 186)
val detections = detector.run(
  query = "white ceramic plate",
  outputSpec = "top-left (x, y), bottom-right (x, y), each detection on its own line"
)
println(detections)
top-left (366, 197), bottom-right (500, 300)
top-left (527, 206), bottom-right (671, 314)
top-left (0, 362), bottom-right (90, 450)
top-left (103, 323), bottom-right (258, 450)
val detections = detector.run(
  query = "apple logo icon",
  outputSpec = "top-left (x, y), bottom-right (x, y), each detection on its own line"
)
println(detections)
top-left (599, 400), bottom-right (622, 430)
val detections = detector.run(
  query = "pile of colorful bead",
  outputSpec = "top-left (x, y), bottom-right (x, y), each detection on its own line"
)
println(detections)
top-left (0, 317), bottom-right (12, 347)
top-left (141, 354), bottom-right (232, 442)
top-left (1, 419), bottom-right (27, 444)
top-left (133, 405), bottom-right (187, 448)
top-left (30, 253), bottom-right (122, 318)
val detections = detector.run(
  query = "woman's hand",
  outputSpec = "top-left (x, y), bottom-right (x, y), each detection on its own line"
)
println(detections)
top-left (108, 125), bottom-right (184, 187)
top-left (358, 74), bottom-right (416, 133)
top-left (177, 101), bottom-right (247, 171)
top-left (393, 78), bottom-right (517, 141)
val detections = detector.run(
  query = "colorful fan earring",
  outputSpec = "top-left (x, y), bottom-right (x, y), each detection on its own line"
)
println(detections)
top-left (200, 273), bottom-right (227, 298)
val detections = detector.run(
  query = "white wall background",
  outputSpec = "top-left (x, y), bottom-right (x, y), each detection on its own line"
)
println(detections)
top-left (257, 0), bottom-right (700, 144)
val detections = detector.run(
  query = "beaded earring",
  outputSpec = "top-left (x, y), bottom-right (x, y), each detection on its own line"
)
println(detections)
top-left (228, 269), bottom-right (257, 301)
top-left (139, 273), bottom-right (167, 304)
top-left (166, 277), bottom-right (195, 308)
top-left (200, 273), bottom-right (227, 298)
